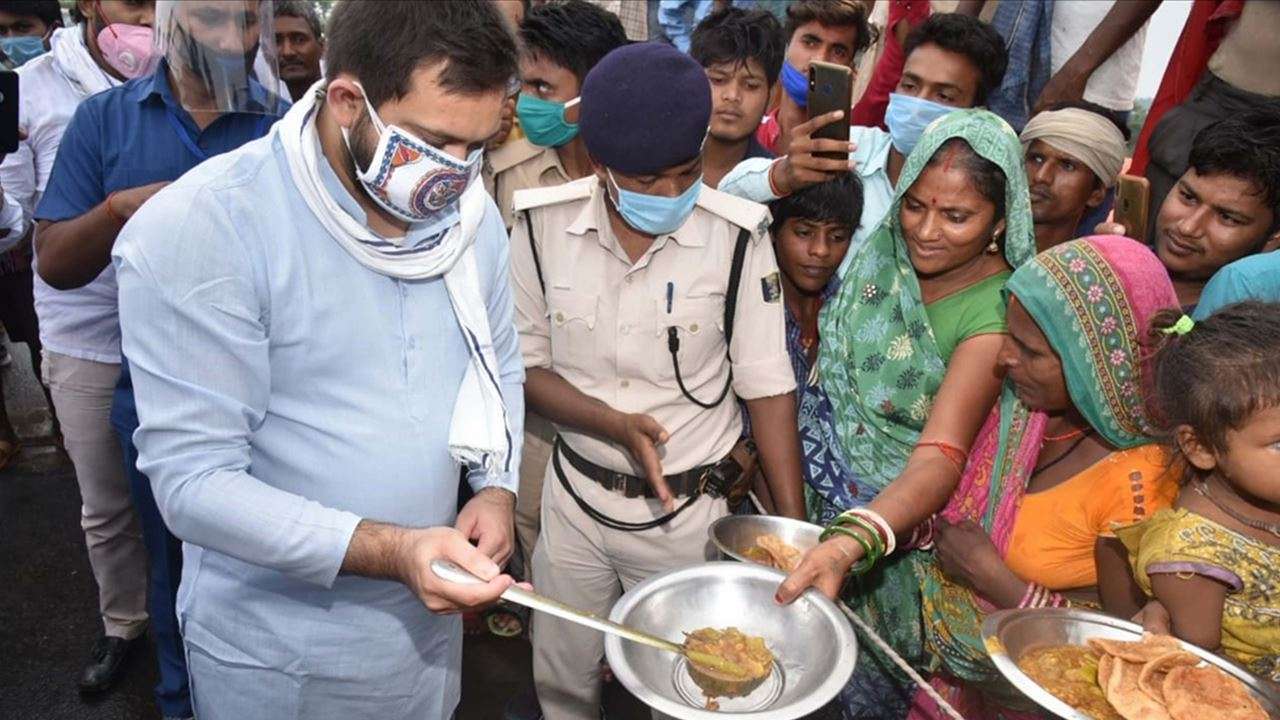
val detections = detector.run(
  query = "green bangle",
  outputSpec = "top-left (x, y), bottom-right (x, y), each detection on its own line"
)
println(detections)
top-left (821, 524), bottom-right (878, 575)
top-left (837, 514), bottom-right (886, 559)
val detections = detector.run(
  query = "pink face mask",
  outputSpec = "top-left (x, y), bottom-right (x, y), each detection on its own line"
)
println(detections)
top-left (97, 23), bottom-right (157, 79)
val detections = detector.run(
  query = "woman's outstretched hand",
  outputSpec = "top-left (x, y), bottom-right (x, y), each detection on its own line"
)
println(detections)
top-left (775, 534), bottom-right (862, 604)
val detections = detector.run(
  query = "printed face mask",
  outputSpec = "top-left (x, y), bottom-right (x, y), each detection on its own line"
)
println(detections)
top-left (343, 82), bottom-right (482, 225)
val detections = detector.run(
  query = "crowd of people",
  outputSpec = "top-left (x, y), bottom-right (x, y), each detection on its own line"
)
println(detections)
top-left (2, 1), bottom-right (1278, 720)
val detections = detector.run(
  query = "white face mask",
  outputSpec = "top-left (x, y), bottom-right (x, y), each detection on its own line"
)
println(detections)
top-left (342, 82), bottom-right (482, 225)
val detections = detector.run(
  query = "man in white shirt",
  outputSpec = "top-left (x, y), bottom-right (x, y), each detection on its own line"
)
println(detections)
top-left (0, 0), bottom-right (160, 699)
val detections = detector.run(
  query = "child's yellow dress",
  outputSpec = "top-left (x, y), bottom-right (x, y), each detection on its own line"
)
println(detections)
top-left (1116, 508), bottom-right (1280, 682)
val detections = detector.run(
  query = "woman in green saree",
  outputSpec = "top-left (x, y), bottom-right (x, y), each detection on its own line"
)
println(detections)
top-left (775, 109), bottom-right (1035, 718)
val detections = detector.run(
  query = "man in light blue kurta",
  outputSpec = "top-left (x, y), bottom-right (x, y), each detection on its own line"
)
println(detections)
top-left (111, 3), bottom-right (526, 718)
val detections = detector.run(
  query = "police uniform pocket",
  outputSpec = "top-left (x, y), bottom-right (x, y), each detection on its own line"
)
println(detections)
top-left (657, 296), bottom-right (725, 384)
top-left (547, 289), bottom-right (598, 373)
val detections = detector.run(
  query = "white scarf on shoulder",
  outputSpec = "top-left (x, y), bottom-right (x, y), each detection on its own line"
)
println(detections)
top-left (278, 82), bottom-right (512, 480)
top-left (50, 25), bottom-right (120, 98)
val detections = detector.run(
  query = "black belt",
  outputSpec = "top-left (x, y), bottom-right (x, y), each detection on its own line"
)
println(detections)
top-left (556, 437), bottom-right (716, 499)
top-left (552, 437), bottom-right (711, 532)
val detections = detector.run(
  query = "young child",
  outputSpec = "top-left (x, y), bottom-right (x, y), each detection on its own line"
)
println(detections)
top-left (1110, 301), bottom-right (1280, 682)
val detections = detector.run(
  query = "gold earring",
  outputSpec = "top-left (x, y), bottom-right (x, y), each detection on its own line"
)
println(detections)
top-left (986, 239), bottom-right (1000, 254)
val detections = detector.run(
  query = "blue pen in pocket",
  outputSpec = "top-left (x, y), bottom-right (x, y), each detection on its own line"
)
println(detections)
top-left (666, 282), bottom-right (674, 314)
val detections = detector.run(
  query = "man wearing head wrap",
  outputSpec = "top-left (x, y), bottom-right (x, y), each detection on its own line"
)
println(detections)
top-left (1021, 102), bottom-right (1128, 251)
top-left (509, 42), bottom-right (805, 720)
top-left (32, 1), bottom-right (284, 713)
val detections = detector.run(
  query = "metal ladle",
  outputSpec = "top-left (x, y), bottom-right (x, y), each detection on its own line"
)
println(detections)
top-left (430, 559), bottom-right (748, 677)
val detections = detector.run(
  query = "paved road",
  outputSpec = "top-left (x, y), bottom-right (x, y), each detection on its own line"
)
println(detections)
top-left (0, 341), bottom-right (647, 720)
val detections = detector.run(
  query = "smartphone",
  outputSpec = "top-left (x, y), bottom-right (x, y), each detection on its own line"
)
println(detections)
top-left (1114, 174), bottom-right (1150, 243)
top-left (0, 71), bottom-right (16, 154)
top-left (807, 61), bottom-right (851, 161)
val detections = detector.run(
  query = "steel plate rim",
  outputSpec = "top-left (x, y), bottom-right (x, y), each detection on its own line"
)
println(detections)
top-left (707, 515), bottom-right (825, 565)
top-left (605, 561), bottom-right (857, 720)
top-left (981, 607), bottom-right (1280, 720)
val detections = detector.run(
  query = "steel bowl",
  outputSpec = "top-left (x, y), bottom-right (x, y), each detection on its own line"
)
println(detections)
top-left (982, 607), bottom-right (1280, 720)
top-left (605, 562), bottom-right (857, 719)
top-left (709, 515), bottom-right (824, 566)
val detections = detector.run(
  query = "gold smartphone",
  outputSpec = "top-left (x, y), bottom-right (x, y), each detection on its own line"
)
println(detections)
top-left (1114, 174), bottom-right (1150, 243)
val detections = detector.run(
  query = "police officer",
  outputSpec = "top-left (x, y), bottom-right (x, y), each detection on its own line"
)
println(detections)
top-left (489, 0), bottom-right (628, 589)
top-left (508, 43), bottom-right (806, 720)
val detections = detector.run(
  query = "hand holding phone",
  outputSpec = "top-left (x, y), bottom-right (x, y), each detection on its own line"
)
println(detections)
top-left (1113, 174), bottom-right (1150, 243)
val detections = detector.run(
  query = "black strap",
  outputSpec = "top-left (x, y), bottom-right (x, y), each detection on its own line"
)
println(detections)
top-left (552, 438), bottom-right (700, 532)
top-left (524, 209), bottom-right (545, 295)
top-left (668, 227), bottom-right (752, 408)
top-left (723, 227), bottom-right (751, 351)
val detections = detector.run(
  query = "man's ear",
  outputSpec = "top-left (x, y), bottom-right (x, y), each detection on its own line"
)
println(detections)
top-left (1260, 224), bottom-right (1280, 253)
top-left (1175, 424), bottom-right (1217, 472)
top-left (325, 75), bottom-right (364, 131)
top-left (1085, 178), bottom-right (1107, 210)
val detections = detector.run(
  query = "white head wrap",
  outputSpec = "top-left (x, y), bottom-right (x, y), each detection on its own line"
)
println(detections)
top-left (1020, 108), bottom-right (1127, 188)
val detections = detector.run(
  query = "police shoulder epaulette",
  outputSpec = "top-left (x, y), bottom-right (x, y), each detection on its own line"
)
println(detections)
top-left (488, 137), bottom-right (545, 175)
top-left (513, 175), bottom-right (595, 213)
top-left (696, 184), bottom-right (772, 243)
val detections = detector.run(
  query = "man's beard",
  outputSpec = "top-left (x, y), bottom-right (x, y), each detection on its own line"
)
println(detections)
top-left (348, 108), bottom-right (378, 177)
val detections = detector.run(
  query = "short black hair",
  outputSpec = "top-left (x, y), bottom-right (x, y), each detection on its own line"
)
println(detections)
top-left (1187, 102), bottom-right (1280, 232)
top-left (1, 0), bottom-right (63, 27)
top-left (690, 7), bottom-right (785, 88)
top-left (518, 0), bottom-right (627, 84)
top-left (783, 0), bottom-right (871, 59)
top-left (1043, 99), bottom-right (1131, 141)
top-left (274, 0), bottom-right (323, 40)
top-left (326, 0), bottom-right (517, 107)
top-left (903, 14), bottom-right (1007, 106)
top-left (1151, 301), bottom-right (1280, 472)
top-left (769, 173), bottom-right (864, 237)
top-left (924, 137), bottom-right (1007, 225)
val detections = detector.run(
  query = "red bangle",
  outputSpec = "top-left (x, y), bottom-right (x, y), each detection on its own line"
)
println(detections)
top-left (767, 158), bottom-right (786, 197)
top-left (104, 191), bottom-right (126, 225)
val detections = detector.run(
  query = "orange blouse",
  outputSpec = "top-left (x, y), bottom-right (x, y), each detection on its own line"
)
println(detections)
top-left (1004, 444), bottom-right (1178, 590)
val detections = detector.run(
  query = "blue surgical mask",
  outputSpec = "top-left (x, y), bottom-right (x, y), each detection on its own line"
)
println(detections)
top-left (885, 93), bottom-right (957, 157)
top-left (0, 36), bottom-right (46, 68)
top-left (516, 94), bottom-right (580, 148)
top-left (606, 169), bottom-right (702, 236)
top-left (780, 59), bottom-right (808, 108)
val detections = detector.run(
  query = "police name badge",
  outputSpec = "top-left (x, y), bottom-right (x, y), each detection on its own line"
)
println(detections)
top-left (761, 272), bottom-right (782, 303)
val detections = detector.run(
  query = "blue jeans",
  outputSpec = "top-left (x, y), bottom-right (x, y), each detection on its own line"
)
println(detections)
top-left (111, 360), bottom-right (191, 718)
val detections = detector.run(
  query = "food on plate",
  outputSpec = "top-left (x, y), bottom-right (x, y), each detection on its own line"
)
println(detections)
top-left (1136, 652), bottom-right (1199, 705)
top-left (683, 627), bottom-right (774, 701)
top-left (1161, 665), bottom-right (1267, 720)
top-left (1013, 633), bottom-right (1267, 720)
top-left (1088, 634), bottom-right (1183, 664)
top-left (1100, 654), bottom-right (1170, 720)
top-left (1017, 644), bottom-right (1122, 720)
top-left (740, 534), bottom-right (802, 572)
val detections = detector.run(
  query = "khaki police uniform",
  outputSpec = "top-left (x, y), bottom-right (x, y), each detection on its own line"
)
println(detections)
top-left (490, 136), bottom-right (572, 229)
top-left (488, 137), bottom-right (575, 581)
top-left (509, 176), bottom-right (795, 720)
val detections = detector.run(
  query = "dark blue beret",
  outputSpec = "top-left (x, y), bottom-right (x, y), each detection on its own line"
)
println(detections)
top-left (579, 42), bottom-right (712, 175)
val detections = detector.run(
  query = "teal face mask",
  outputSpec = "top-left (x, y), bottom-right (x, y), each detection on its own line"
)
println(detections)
top-left (0, 36), bottom-right (46, 68)
top-left (607, 169), bottom-right (702, 236)
top-left (516, 94), bottom-right (581, 148)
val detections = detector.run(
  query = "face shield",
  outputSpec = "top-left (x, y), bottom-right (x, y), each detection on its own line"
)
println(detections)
top-left (153, 0), bottom-right (283, 115)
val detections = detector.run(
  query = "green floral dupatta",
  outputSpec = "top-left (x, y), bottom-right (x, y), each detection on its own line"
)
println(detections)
top-left (816, 109), bottom-right (1035, 674)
